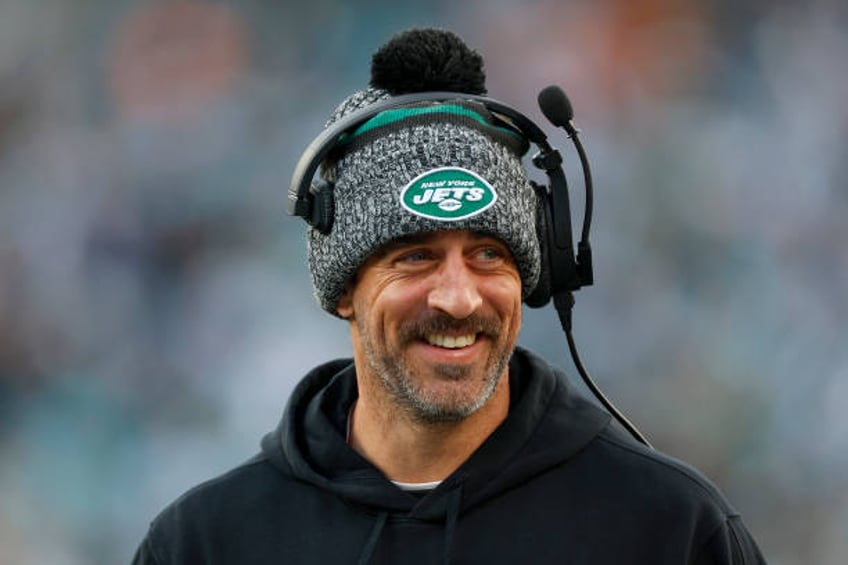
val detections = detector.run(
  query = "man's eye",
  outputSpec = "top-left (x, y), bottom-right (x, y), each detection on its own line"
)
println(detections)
top-left (476, 246), bottom-right (505, 261)
top-left (398, 250), bottom-right (431, 263)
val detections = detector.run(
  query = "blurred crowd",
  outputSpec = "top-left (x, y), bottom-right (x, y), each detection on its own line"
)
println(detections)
top-left (0, 0), bottom-right (846, 563)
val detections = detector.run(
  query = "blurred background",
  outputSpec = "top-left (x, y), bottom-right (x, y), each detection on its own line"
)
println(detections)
top-left (1, 0), bottom-right (846, 563)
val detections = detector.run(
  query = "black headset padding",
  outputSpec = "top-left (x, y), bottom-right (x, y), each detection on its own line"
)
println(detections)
top-left (309, 179), bottom-right (335, 234)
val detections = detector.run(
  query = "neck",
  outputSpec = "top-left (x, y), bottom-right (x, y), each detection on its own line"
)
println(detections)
top-left (348, 375), bottom-right (510, 484)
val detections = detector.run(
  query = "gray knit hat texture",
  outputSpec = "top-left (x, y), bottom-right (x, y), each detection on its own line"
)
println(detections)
top-left (306, 31), bottom-right (542, 316)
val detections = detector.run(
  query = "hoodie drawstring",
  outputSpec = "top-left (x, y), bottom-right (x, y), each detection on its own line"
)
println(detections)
top-left (442, 486), bottom-right (462, 565)
top-left (356, 511), bottom-right (388, 565)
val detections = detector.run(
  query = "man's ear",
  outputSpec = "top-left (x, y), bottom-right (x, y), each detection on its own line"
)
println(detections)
top-left (336, 287), bottom-right (354, 319)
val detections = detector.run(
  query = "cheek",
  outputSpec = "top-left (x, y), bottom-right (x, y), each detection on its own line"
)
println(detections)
top-left (355, 281), bottom-right (421, 335)
top-left (490, 279), bottom-right (523, 336)
top-left (505, 297), bottom-right (523, 337)
top-left (489, 276), bottom-right (523, 311)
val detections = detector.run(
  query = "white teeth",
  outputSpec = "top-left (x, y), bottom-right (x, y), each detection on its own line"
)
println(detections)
top-left (426, 334), bottom-right (477, 349)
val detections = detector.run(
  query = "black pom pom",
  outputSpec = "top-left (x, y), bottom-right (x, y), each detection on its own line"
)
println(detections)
top-left (370, 28), bottom-right (487, 95)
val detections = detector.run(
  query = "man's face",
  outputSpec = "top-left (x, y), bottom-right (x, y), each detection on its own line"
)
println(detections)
top-left (337, 230), bottom-right (523, 423)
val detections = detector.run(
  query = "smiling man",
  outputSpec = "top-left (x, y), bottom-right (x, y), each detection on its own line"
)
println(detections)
top-left (133, 28), bottom-right (766, 564)
top-left (340, 230), bottom-right (521, 484)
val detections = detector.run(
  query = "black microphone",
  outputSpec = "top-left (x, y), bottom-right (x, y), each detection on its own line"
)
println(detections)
top-left (538, 84), bottom-right (594, 284)
top-left (539, 86), bottom-right (646, 447)
top-left (538, 85), bottom-right (575, 134)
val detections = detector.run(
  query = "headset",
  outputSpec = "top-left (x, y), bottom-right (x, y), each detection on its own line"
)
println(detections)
top-left (287, 86), bottom-right (652, 448)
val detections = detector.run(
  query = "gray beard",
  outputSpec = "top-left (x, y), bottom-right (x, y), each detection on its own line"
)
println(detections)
top-left (358, 316), bottom-right (512, 423)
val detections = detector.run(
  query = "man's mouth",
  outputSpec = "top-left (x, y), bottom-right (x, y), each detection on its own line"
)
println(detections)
top-left (425, 333), bottom-right (478, 349)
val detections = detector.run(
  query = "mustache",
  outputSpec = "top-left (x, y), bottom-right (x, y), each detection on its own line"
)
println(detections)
top-left (398, 313), bottom-right (501, 342)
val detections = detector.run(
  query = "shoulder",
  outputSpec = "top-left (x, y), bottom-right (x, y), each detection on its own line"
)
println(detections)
top-left (145, 454), bottom-right (266, 528)
top-left (136, 453), bottom-right (297, 563)
top-left (514, 345), bottom-right (739, 519)
top-left (593, 429), bottom-right (740, 517)
top-left (152, 450), bottom-right (311, 526)
top-left (577, 431), bottom-right (766, 562)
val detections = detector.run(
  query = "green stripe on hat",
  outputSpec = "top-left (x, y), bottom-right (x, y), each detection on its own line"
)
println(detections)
top-left (340, 104), bottom-right (524, 144)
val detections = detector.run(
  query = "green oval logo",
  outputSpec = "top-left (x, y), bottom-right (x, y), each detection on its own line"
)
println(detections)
top-left (399, 167), bottom-right (497, 221)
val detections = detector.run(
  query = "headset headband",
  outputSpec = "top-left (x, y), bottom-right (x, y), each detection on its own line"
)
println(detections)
top-left (286, 91), bottom-right (553, 220)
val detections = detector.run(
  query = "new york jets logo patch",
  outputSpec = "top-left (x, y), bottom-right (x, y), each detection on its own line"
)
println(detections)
top-left (399, 167), bottom-right (497, 221)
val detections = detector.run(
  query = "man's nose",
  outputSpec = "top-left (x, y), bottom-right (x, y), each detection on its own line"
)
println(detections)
top-left (427, 252), bottom-right (483, 319)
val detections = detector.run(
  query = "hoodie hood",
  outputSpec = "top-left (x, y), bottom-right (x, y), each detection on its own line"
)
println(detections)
top-left (261, 346), bottom-right (611, 521)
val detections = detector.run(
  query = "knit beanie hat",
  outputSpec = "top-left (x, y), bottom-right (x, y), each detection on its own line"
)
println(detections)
top-left (306, 28), bottom-right (542, 315)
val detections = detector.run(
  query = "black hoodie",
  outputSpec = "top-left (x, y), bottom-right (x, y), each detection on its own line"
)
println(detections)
top-left (133, 347), bottom-right (766, 564)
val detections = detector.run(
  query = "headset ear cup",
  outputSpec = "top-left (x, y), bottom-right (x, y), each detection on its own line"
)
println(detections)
top-left (309, 180), bottom-right (335, 235)
top-left (524, 183), bottom-right (552, 308)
